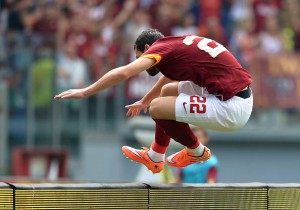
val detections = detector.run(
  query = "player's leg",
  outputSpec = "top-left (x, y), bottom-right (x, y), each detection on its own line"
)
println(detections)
top-left (122, 95), bottom-right (209, 172)
top-left (160, 82), bottom-right (179, 97)
top-left (146, 81), bottom-right (219, 168)
top-left (122, 82), bottom-right (201, 172)
top-left (139, 82), bottom-right (179, 167)
top-left (122, 82), bottom-right (210, 171)
top-left (149, 97), bottom-right (211, 167)
top-left (122, 83), bottom-right (178, 173)
top-left (147, 81), bottom-right (191, 167)
top-left (121, 117), bottom-right (169, 173)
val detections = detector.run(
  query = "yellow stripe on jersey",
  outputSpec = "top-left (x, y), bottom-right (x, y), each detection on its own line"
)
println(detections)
top-left (141, 54), bottom-right (162, 67)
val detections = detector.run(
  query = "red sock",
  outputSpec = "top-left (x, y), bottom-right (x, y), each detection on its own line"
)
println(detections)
top-left (153, 119), bottom-right (199, 147)
top-left (152, 141), bottom-right (168, 154)
top-left (188, 140), bottom-right (200, 149)
top-left (152, 124), bottom-right (170, 153)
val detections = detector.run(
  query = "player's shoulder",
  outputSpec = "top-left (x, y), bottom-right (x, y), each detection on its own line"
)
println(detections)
top-left (153, 35), bottom-right (215, 47)
top-left (153, 35), bottom-right (190, 45)
top-left (146, 36), bottom-right (185, 54)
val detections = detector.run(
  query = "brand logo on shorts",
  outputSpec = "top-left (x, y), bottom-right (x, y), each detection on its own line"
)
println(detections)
top-left (183, 102), bottom-right (187, 114)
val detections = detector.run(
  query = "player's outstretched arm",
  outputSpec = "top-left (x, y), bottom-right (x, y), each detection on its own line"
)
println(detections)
top-left (54, 57), bottom-right (154, 100)
top-left (125, 75), bottom-right (173, 118)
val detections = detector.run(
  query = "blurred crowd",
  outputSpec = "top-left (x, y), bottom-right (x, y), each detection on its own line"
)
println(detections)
top-left (0, 0), bottom-right (300, 99)
top-left (1, 0), bottom-right (300, 146)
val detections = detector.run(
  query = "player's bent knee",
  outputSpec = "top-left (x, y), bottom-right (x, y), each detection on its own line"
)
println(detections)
top-left (149, 98), bottom-right (157, 119)
top-left (149, 98), bottom-right (176, 120)
top-left (149, 98), bottom-right (161, 119)
top-left (160, 83), bottom-right (178, 97)
top-left (160, 84), bottom-right (171, 97)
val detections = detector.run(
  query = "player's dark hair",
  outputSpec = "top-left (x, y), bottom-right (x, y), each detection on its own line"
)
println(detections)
top-left (134, 29), bottom-right (164, 52)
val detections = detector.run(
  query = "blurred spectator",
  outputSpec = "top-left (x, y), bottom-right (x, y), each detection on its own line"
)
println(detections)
top-left (31, 45), bottom-right (55, 146)
top-left (56, 41), bottom-right (88, 94)
top-left (32, 46), bottom-right (55, 109)
top-left (176, 127), bottom-right (219, 184)
top-left (198, 0), bottom-right (222, 26)
top-left (0, 0), bottom-right (7, 61)
top-left (151, 2), bottom-right (175, 36)
top-left (198, 16), bottom-right (227, 45)
top-left (0, 61), bottom-right (8, 81)
top-left (63, 15), bottom-right (93, 60)
top-left (124, 9), bottom-right (151, 44)
top-left (4, 0), bottom-right (31, 72)
top-left (221, 0), bottom-right (234, 36)
top-left (6, 0), bottom-right (26, 32)
top-left (283, 0), bottom-right (300, 51)
top-left (85, 0), bottom-right (107, 22)
top-left (90, 30), bottom-right (109, 80)
top-left (229, 17), bottom-right (257, 67)
top-left (171, 13), bottom-right (198, 36)
top-left (252, 0), bottom-right (282, 33)
top-left (258, 15), bottom-right (284, 54)
top-left (25, 1), bottom-right (59, 48)
top-left (230, 0), bottom-right (253, 24)
top-left (124, 9), bottom-right (151, 61)
top-left (56, 40), bottom-right (88, 117)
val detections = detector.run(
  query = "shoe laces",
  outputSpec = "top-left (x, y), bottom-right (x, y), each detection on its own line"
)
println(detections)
top-left (177, 149), bottom-right (189, 162)
top-left (141, 147), bottom-right (149, 151)
top-left (141, 147), bottom-right (150, 157)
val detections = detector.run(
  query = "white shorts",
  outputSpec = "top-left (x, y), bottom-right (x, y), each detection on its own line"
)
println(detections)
top-left (175, 81), bottom-right (253, 131)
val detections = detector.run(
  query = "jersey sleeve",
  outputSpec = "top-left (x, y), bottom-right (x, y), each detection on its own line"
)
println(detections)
top-left (141, 38), bottom-right (174, 67)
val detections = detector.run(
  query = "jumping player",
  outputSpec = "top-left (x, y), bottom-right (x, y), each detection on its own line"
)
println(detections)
top-left (54, 29), bottom-right (253, 174)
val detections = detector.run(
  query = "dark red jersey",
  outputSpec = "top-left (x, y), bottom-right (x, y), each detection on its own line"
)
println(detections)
top-left (141, 35), bottom-right (252, 101)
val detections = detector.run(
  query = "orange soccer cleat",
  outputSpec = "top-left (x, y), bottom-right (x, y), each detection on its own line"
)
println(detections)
top-left (166, 146), bottom-right (211, 168)
top-left (122, 146), bottom-right (164, 173)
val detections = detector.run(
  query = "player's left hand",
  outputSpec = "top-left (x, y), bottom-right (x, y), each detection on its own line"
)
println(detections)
top-left (54, 88), bottom-right (87, 100)
top-left (125, 100), bottom-right (149, 118)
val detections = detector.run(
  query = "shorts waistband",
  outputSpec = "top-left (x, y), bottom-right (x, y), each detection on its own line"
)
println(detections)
top-left (235, 86), bottom-right (251, 99)
top-left (216, 86), bottom-right (251, 101)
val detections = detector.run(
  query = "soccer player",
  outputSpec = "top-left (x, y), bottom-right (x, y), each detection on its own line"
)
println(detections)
top-left (54, 29), bottom-right (253, 174)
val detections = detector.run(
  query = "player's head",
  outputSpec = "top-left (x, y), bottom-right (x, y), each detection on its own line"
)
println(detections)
top-left (134, 29), bottom-right (164, 52)
top-left (134, 29), bottom-right (164, 76)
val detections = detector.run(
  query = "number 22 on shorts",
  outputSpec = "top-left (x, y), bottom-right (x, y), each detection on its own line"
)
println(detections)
top-left (190, 96), bottom-right (206, 114)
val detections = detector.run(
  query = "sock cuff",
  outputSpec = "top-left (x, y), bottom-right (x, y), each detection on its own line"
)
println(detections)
top-left (152, 141), bottom-right (168, 154)
top-left (188, 140), bottom-right (200, 149)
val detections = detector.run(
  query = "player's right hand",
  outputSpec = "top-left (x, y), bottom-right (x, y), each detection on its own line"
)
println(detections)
top-left (54, 88), bottom-right (87, 100)
top-left (125, 100), bottom-right (149, 118)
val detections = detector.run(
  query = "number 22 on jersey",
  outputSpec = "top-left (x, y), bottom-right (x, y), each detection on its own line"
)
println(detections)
top-left (183, 36), bottom-right (227, 58)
